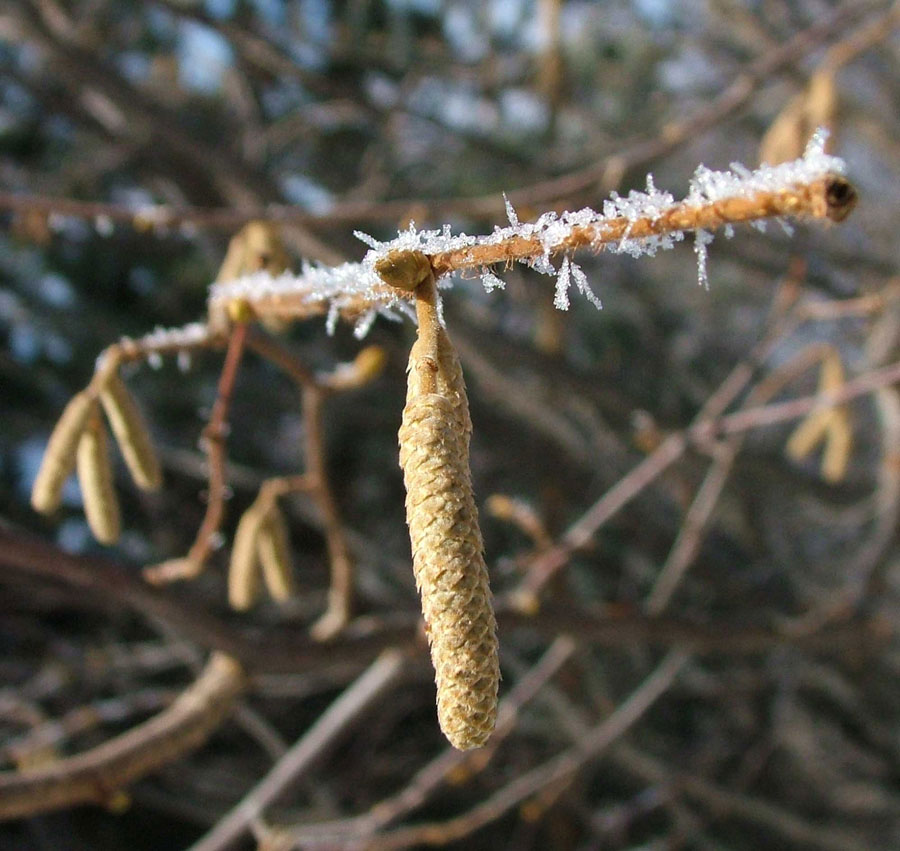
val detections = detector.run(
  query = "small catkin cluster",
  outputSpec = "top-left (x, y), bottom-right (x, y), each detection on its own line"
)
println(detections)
top-left (398, 281), bottom-right (499, 750)
top-left (31, 370), bottom-right (162, 543)
top-left (228, 497), bottom-right (295, 611)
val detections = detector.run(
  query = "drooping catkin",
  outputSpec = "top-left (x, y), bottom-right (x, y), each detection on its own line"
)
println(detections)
top-left (77, 410), bottom-right (121, 544)
top-left (228, 502), bottom-right (267, 611)
top-left (31, 391), bottom-right (96, 515)
top-left (100, 373), bottom-right (163, 492)
top-left (398, 280), bottom-right (499, 750)
top-left (257, 505), bottom-right (295, 603)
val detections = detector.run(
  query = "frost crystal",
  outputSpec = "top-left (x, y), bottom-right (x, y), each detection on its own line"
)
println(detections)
top-left (481, 270), bottom-right (506, 292)
top-left (694, 229), bottom-right (714, 289)
top-left (554, 257), bottom-right (572, 310)
top-left (504, 193), bottom-right (519, 227)
top-left (571, 261), bottom-right (602, 310)
top-left (205, 130), bottom-right (843, 333)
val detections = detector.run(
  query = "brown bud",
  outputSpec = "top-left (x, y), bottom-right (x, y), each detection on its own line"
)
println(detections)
top-left (31, 392), bottom-right (96, 515)
top-left (375, 250), bottom-right (433, 291)
top-left (100, 373), bottom-right (162, 492)
top-left (77, 411), bottom-right (122, 544)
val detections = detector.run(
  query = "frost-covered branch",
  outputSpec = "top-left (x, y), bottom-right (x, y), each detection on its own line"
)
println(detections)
top-left (206, 132), bottom-right (855, 340)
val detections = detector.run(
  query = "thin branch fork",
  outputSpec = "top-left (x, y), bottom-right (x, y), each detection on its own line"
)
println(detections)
top-left (511, 353), bottom-right (900, 605)
top-left (145, 321), bottom-right (249, 584)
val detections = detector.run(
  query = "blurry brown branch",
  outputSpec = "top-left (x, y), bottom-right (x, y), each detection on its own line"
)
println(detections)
top-left (513, 353), bottom-right (900, 604)
top-left (0, 652), bottom-right (245, 820)
top-left (0, 529), bottom-right (887, 675)
top-left (187, 650), bottom-right (407, 851)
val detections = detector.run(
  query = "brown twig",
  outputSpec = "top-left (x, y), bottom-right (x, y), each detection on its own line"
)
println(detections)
top-left (268, 636), bottom-right (579, 849)
top-left (186, 650), bottom-right (407, 851)
top-left (512, 351), bottom-right (900, 606)
top-left (353, 651), bottom-right (689, 851)
top-left (0, 652), bottom-right (245, 821)
top-left (301, 383), bottom-right (357, 640)
top-left (243, 331), bottom-right (357, 639)
top-left (145, 321), bottom-right (249, 584)
top-left (0, 528), bottom-right (888, 677)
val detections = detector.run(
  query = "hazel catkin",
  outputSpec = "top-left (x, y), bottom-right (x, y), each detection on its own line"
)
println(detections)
top-left (77, 411), bottom-right (122, 545)
top-left (257, 506), bottom-right (295, 603)
top-left (100, 373), bottom-right (163, 492)
top-left (227, 502), bottom-right (267, 611)
top-left (31, 391), bottom-right (96, 515)
top-left (398, 284), bottom-right (499, 750)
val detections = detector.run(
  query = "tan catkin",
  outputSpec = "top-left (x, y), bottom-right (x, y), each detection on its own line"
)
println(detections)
top-left (228, 502), bottom-right (266, 611)
top-left (100, 373), bottom-right (163, 492)
top-left (77, 411), bottom-right (122, 544)
top-left (398, 282), bottom-right (499, 750)
top-left (31, 392), bottom-right (96, 515)
top-left (257, 505), bottom-right (295, 603)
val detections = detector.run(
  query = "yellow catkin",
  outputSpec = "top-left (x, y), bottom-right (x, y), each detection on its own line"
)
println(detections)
top-left (77, 411), bottom-right (122, 545)
top-left (398, 284), bottom-right (499, 750)
top-left (100, 373), bottom-right (163, 492)
top-left (257, 506), bottom-right (295, 603)
top-left (227, 502), bottom-right (267, 611)
top-left (31, 392), bottom-right (96, 515)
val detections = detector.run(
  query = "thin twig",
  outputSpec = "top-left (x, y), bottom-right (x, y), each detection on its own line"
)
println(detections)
top-left (187, 650), bottom-right (407, 851)
top-left (145, 321), bottom-right (249, 583)
top-left (0, 653), bottom-right (245, 820)
top-left (354, 651), bottom-right (689, 851)
top-left (0, 528), bottom-right (888, 673)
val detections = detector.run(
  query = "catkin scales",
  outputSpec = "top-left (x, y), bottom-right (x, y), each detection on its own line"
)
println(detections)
top-left (399, 318), bottom-right (499, 750)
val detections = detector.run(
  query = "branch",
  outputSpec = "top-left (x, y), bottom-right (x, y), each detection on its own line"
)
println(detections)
top-left (0, 652), bottom-right (245, 820)
top-left (206, 139), bottom-right (855, 333)
top-left (186, 650), bottom-right (406, 851)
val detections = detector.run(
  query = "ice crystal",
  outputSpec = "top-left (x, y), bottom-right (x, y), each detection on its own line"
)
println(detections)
top-left (554, 257), bottom-right (572, 311)
top-left (694, 229), bottom-right (714, 289)
top-left (481, 270), bottom-right (506, 292)
top-left (571, 260), bottom-right (602, 310)
top-left (504, 193), bottom-right (519, 227)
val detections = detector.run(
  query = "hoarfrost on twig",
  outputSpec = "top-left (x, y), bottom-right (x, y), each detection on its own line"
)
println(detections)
top-left (206, 130), bottom-right (845, 336)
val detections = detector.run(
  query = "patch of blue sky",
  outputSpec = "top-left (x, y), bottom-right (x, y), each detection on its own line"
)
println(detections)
top-left (633, 0), bottom-right (677, 28)
top-left (298, 0), bottom-right (333, 45)
top-left (9, 323), bottom-right (40, 364)
top-left (16, 437), bottom-right (82, 508)
top-left (58, 518), bottom-right (92, 554)
top-left (205, 0), bottom-right (237, 20)
top-left (500, 88), bottom-right (549, 134)
top-left (117, 50), bottom-right (152, 84)
top-left (443, 5), bottom-right (489, 63)
top-left (37, 273), bottom-right (76, 309)
top-left (488, 0), bottom-right (527, 39)
top-left (281, 174), bottom-right (334, 214)
top-left (249, 0), bottom-right (287, 27)
top-left (177, 21), bottom-right (234, 94)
